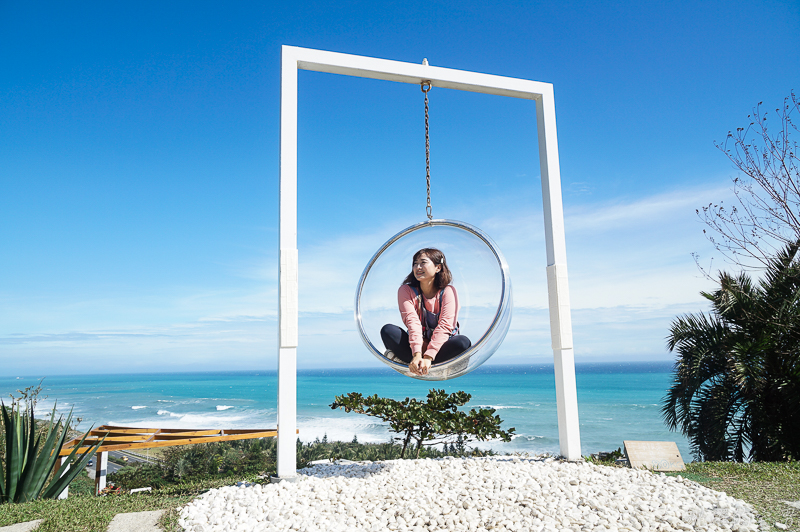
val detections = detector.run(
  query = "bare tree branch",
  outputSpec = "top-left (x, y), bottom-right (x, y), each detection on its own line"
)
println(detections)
top-left (699, 92), bottom-right (800, 271)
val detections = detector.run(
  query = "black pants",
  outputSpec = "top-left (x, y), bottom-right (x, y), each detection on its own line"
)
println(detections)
top-left (380, 324), bottom-right (471, 364)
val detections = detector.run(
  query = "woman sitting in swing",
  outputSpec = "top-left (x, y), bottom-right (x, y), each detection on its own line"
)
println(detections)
top-left (380, 248), bottom-right (472, 376)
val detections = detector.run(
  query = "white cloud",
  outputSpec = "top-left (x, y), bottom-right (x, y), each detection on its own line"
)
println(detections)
top-left (565, 186), bottom-right (731, 233)
top-left (1, 182), bottom-right (735, 373)
top-left (285, 182), bottom-right (729, 366)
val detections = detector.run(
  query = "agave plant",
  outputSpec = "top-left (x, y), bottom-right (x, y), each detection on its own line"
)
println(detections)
top-left (1, 399), bottom-right (104, 503)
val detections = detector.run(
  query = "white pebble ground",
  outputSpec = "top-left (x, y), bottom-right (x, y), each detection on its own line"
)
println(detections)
top-left (178, 456), bottom-right (759, 532)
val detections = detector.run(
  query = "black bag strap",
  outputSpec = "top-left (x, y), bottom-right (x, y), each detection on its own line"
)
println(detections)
top-left (409, 285), bottom-right (458, 338)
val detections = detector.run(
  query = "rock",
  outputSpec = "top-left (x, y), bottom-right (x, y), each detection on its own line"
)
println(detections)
top-left (177, 456), bottom-right (758, 532)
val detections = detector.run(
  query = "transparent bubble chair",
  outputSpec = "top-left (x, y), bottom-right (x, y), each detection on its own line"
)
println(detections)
top-left (354, 219), bottom-right (512, 380)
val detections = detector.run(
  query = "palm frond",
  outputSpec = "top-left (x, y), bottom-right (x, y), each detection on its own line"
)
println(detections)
top-left (663, 239), bottom-right (800, 461)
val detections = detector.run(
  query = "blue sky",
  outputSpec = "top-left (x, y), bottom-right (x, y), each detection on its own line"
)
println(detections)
top-left (1, 0), bottom-right (798, 375)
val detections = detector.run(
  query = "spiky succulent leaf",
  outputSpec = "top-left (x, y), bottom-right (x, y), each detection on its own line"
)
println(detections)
top-left (41, 414), bottom-right (104, 500)
top-left (0, 403), bottom-right (9, 501)
top-left (23, 406), bottom-right (64, 502)
top-left (1, 401), bottom-right (105, 504)
top-left (6, 402), bottom-right (24, 502)
top-left (17, 403), bottom-right (41, 503)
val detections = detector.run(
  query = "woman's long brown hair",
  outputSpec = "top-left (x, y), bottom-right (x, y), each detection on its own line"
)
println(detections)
top-left (402, 248), bottom-right (452, 290)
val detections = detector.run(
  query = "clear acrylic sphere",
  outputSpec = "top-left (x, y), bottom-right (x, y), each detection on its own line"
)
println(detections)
top-left (355, 219), bottom-right (512, 380)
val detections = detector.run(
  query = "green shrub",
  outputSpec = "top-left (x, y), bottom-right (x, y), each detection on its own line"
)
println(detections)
top-left (109, 438), bottom-right (278, 489)
top-left (297, 436), bottom-right (496, 466)
top-left (109, 464), bottom-right (169, 490)
top-left (331, 389), bottom-right (515, 458)
top-left (107, 434), bottom-right (501, 491)
top-left (585, 447), bottom-right (624, 464)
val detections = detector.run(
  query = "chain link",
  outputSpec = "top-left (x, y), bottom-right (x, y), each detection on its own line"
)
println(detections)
top-left (422, 81), bottom-right (432, 220)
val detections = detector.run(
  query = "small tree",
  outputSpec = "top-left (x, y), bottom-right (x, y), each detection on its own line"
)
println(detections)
top-left (330, 389), bottom-right (515, 458)
top-left (699, 92), bottom-right (800, 270)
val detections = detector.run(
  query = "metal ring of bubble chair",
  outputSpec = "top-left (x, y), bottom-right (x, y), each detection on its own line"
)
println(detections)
top-left (354, 219), bottom-right (512, 380)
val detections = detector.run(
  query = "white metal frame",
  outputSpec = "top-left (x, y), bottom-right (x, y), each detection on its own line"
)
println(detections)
top-left (278, 46), bottom-right (581, 477)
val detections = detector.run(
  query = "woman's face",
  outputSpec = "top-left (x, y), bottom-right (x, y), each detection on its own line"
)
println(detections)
top-left (413, 253), bottom-right (441, 283)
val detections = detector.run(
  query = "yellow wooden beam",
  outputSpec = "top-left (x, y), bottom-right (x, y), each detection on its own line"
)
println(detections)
top-left (58, 427), bottom-right (288, 456)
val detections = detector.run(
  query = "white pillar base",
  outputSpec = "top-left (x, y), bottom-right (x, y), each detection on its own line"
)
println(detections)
top-left (276, 346), bottom-right (297, 478)
top-left (56, 459), bottom-right (70, 500)
top-left (270, 475), bottom-right (300, 483)
top-left (95, 451), bottom-right (108, 494)
top-left (553, 347), bottom-right (582, 460)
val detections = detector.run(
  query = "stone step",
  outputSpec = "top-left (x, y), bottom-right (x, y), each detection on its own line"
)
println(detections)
top-left (0, 510), bottom-right (166, 532)
top-left (107, 510), bottom-right (165, 532)
top-left (0, 520), bottom-right (43, 532)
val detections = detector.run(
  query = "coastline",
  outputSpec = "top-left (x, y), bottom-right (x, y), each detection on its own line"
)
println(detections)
top-left (1, 362), bottom-right (690, 459)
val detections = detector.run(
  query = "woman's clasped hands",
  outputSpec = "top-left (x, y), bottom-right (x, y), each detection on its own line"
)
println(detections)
top-left (409, 352), bottom-right (433, 375)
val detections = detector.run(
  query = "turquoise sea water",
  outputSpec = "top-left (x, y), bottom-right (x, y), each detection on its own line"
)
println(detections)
top-left (0, 362), bottom-right (692, 460)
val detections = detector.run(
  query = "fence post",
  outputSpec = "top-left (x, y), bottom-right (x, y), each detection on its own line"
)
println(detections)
top-left (95, 451), bottom-right (108, 494)
top-left (55, 457), bottom-right (70, 499)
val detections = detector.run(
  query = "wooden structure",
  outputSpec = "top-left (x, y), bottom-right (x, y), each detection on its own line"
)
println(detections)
top-left (56, 425), bottom-right (287, 497)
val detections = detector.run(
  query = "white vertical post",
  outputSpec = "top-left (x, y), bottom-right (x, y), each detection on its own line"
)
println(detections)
top-left (277, 45), bottom-right (299, 479)
top-left (537, 89), bottom-right (582, 461)
top-left (56, 458), bottom-right (70, 499)
top-left (95, 451), bottom-right (108, 494)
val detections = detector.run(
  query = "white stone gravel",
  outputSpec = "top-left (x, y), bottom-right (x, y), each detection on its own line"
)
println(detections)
top-left (178, 456), bottom-right (759, 532)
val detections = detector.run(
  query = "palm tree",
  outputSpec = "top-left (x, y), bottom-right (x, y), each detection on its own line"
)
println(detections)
top-left (663, 241), bottom-right (800, 461)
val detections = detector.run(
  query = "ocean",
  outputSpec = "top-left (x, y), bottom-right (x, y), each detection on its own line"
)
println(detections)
top-left (0, 362), bottom-right (692, 461)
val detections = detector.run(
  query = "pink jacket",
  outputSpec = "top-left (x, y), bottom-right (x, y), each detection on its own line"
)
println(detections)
top-left (397, 284), bottom-right (459, 360)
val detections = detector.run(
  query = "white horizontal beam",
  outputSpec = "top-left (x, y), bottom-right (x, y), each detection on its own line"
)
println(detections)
top-left (284, 45), bottom-right (552, 101)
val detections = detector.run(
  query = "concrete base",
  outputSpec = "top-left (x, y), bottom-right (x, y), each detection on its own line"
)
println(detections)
top-left (107, 510), bottom-right (165, 532)
top-left (0, 520), bottom-right (43, 532)
top-left (270, 475), bottom-right (300, 483)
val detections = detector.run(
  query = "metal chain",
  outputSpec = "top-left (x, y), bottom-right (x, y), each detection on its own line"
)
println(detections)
top-left (422, 81), bottom-right (432, 220)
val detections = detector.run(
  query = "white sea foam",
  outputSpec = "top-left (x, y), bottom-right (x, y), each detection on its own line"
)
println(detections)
top-left (216, 405), bottom-right (234, 411)
top-left (512, 435), bottom-right (546, 441)
top-left (108, 413), bottom-right (249, 429)
top-left (510, 434), bottom-right (545, 441)
top-left (131, 406), bottom-right (147, 410)
top-left (166, 413), bottom-right (248, 427)
top-left (297, 416), bottom-right (389, 444)
top-left (476, 405), bottom-right (524, 410)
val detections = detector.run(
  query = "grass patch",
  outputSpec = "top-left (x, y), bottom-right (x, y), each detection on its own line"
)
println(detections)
top-left (0, 492), bottom-right (188, 532)
top-left (669, 462), bottom-right (800, 531)
top-left (665, 470), bottom-right (722, 484)
top-left (158, 506), bottom-right (183, 532)
top-left (0, 473), bottom-right (263, 532)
